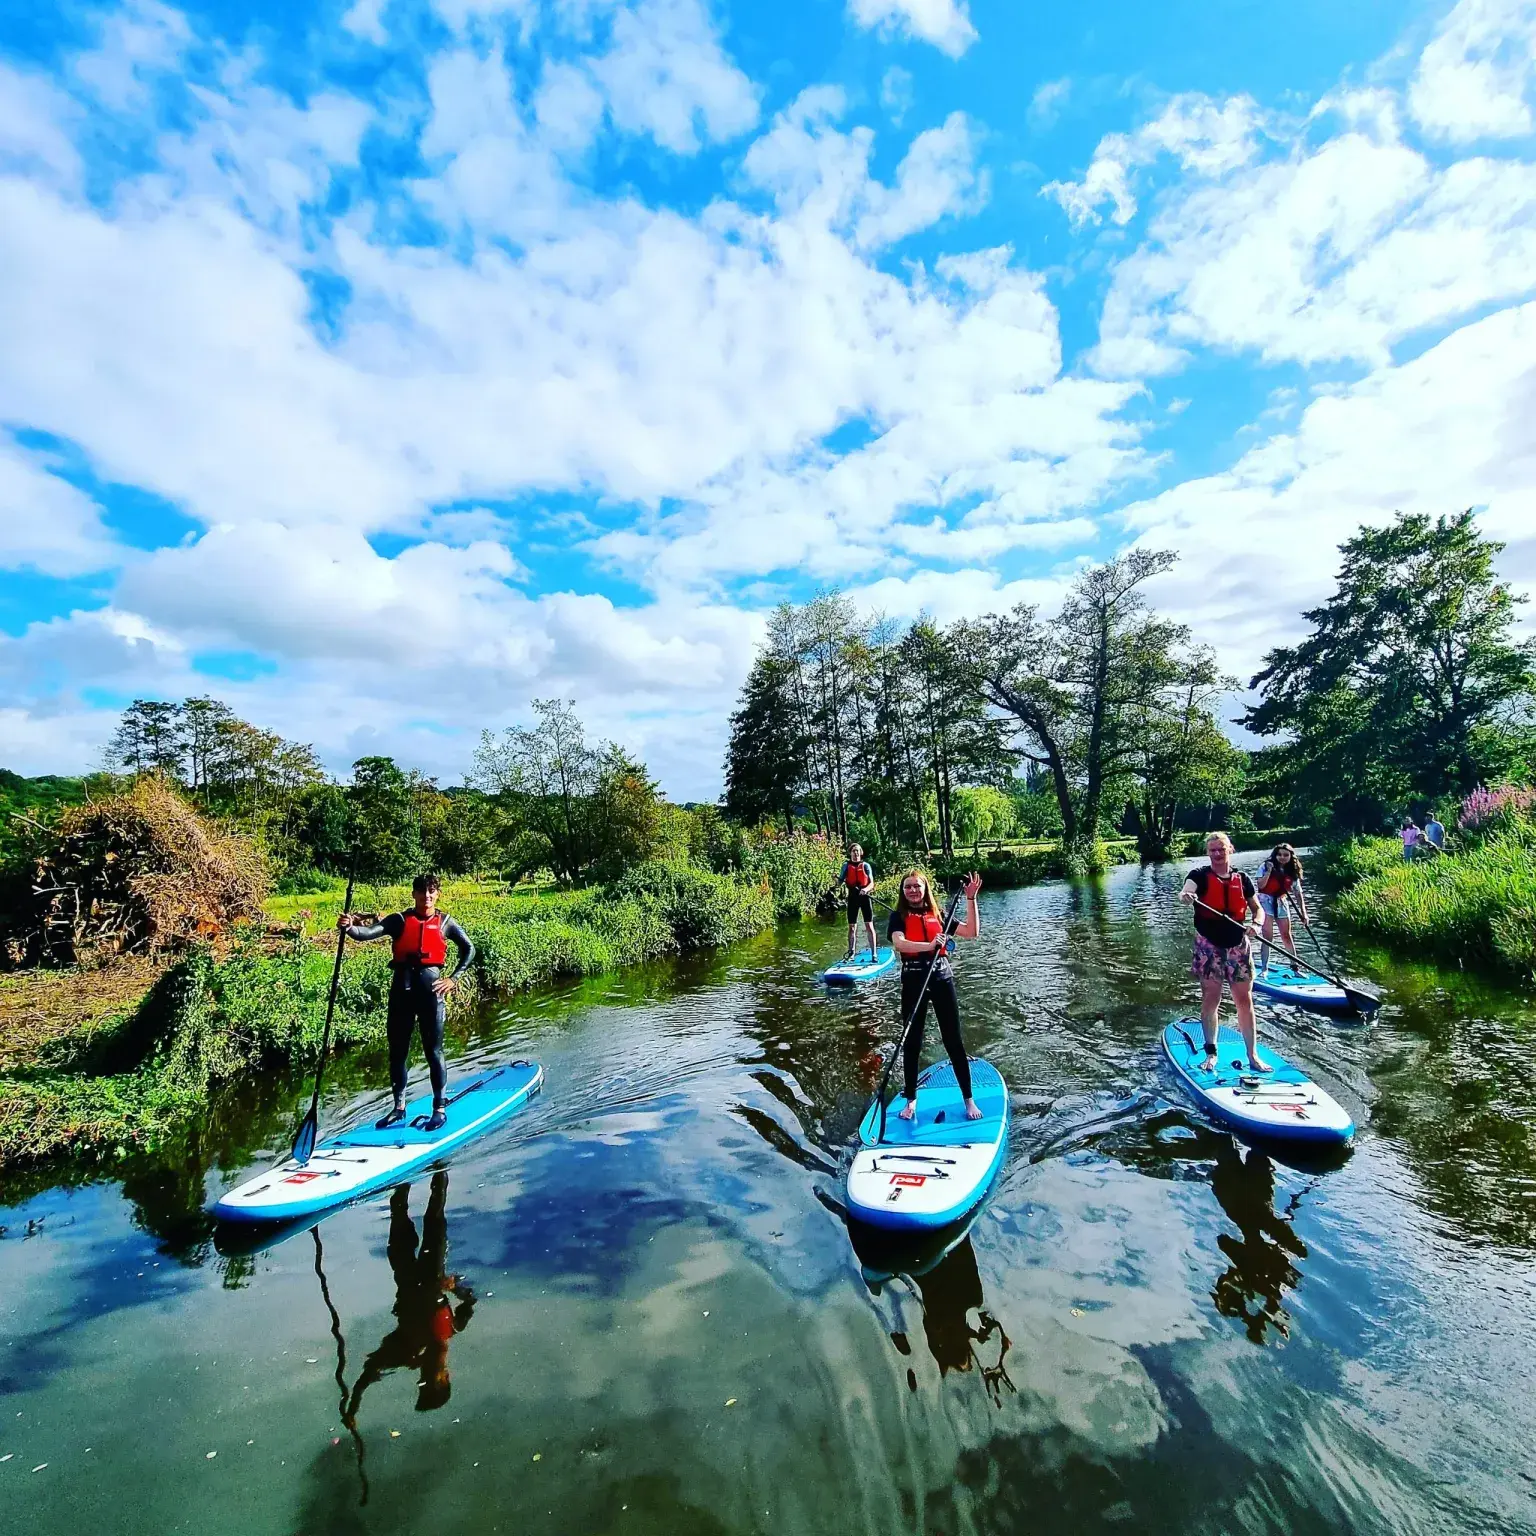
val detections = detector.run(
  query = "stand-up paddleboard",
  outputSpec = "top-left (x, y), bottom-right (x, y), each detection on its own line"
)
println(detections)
top-left (1161, 1022), bottom-right (1352, 1146)
top-left (823, 949), bottom-right (896, 986)
top-left (213, 1061), bottom-right (543, 1224)
top-left (1252, 963), bottom-right (1354, 1013)
top-left (847, 1058), bottom-right (1008, 1231)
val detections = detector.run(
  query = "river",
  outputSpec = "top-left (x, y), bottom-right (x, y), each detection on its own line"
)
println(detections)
top-left (4, 854), bottom-right (1535, 1535)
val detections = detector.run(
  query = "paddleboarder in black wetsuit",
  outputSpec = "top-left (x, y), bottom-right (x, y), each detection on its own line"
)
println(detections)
top-left (339, 874), bottom-right (474, 1132)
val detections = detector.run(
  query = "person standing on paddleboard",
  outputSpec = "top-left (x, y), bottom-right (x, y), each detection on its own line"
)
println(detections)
top-left (1179, 832), bottom-right (1264, 1072)
top-left (1253, 842), bottom-right (1308, 974)
top-left (841, 843), bottom-right (879, 961)
top-left (338, 874), bottom-right (475, 1131)
top-left (888, 869), bottom-right (984, 1122)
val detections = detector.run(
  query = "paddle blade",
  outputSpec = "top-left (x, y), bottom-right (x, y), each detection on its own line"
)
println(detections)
top-left (1345, 985), bottom-right (1382, 1015)
top-left (292, 1110), bottom-right (319, 1166)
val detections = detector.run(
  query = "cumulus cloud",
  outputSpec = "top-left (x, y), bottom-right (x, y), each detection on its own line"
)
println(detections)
top-left (1409, 0), bottom-right (1536, 142)
top-left (0, 436), bottom-right (121, 578)
top-left (1042, 92), bottom-right (1265, 228)
top-left (848, 0), bottom-right (977, 59)
top-left (1088, 104), bottom-right (1536, 375)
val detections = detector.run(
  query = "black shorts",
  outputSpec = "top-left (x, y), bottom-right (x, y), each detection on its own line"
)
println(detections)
top-left (845, 889), bottom-right (874, 923)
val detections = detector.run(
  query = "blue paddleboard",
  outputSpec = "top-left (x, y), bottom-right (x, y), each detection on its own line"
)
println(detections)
top-left (213, 1060), bottom-right (543, 1223)
top-left (1252, 962), bottom-right (1355, 1012)
top-left (846, 1058), bottom-right (1009, 1230)
top-left (823, 948), bottom-right (897, 985)
top-left (1161, 1022), bottom-right (1352, 1145)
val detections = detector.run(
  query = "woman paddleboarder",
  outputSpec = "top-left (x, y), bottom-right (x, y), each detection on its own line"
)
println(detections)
top-left (1253, 842), bottom-right (1309, 974)
top-left (888, 869), bottom-right (984, 1122)
top-left (1179, 832), bottom-right (1263, 1072)
top-left (840, 842), bottom-right (879, 962)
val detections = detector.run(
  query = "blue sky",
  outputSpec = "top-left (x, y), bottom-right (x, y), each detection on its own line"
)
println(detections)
top-left (2, 0), bottom-right (1534, 797)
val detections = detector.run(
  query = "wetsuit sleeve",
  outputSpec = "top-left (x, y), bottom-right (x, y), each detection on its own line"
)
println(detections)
top-left (345, 912), bottom-right (403, 943)
top-left (441, 916), bottom-right (475, 979)
top-left (886, 910), bottom-right (902, 943)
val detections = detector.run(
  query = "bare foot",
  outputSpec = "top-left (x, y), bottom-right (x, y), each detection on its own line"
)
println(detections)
top-left (1246, 1060), bottom-right (1272, 1074)
top-left (964, 1098), bottom-right (983, 1121)
top-left (898, 1099), bottom-right (916, 1122)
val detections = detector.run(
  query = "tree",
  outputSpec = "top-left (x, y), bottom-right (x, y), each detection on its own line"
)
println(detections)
top-left (723, 654), bottom-right (804, 834)
top-left (1245, 511), bottom-right (1536, 827)
top-left (967, 550), bottom-right (1184, 870)
top-left (1125, 646), bottom-right (1246, 859)
top-left (180, 696), bottom-right (236, 792)
top-left (108, 700), bottom-right (182, 777)
top-left (349, 756), bottom-right (426, 881)
top-left (472, 699), bottom-right (662, 884)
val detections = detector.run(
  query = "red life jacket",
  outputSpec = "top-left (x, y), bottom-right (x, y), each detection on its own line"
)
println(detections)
top-left (901, 910), bottom-right (945, 945)
top-left (1258, 863), bottom-right (1296, 898)
top-left (844, 861), bottom-right (872, 890)
top-left (1199, 868), bottom-right (1250, 920)
top-left (393, 912), bottom-right (448, 967)
top-left (431, 1301), bottom-right (455, 1344)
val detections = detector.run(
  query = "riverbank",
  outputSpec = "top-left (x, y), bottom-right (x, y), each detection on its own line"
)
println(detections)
top-left (1327, 831), bottom-right (1536, 975)
top-left (0, 855), bottom-right (830, 1170)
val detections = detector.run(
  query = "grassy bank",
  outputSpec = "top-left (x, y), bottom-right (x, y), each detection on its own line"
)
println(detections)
top-left (1327, 830), bottom-right (1536, 975)
top-left (0, 854), bottom-right (817, 1170)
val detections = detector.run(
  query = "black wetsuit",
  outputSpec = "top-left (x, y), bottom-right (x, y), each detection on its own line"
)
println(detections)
top-left (347, 911), bottom-right (474, 1104)
top-left (888, 909), bottom-right (971, 1102)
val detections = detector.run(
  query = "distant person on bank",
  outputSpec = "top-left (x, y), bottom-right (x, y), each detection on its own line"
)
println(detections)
top-left (1179, 832), bottom-right (1265, 1073)
top-left (1401, 819), bottom-right (1420, 861)
top-left (339, 875), bottom-right (475, 1131)
top-left (1424, 815), bottom-right (1446, 854)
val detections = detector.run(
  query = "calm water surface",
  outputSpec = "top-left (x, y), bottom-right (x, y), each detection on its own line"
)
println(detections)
top-left (4, 855), bottom-right (1536, 1535)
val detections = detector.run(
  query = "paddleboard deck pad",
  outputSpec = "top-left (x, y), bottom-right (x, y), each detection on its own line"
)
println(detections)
top-left (1252, 963), bottom-right (1355, 1012)
top-left (823, 949), bottom-right (896, 986)
top-left (847, 1058), bottom-right (1008, 1231)
top-left (213, 1061), bottom-right (543, 1224)
top-left (1161, 1022), bottom-right (1352, 1146)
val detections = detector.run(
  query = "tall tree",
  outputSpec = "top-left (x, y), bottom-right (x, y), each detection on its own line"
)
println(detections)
top-left (723, 654), bottom-right (804, 834)
top-left (967, 550), bottom-right (1182, 870)
top-left (108, 700), bottom-right (182, 778)
top-left (1245, 511), bottom-right (1536, 826)
top-left (349, 755), bottom-right (427, 881)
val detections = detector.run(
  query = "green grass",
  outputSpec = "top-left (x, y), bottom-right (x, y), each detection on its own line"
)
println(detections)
top-left (0, 858), bottom-right (810, 1169)
top-left (1329, 827), bottom-right (1536, 975)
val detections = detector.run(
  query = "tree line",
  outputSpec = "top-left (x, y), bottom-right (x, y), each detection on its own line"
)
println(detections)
top-left (724, 512), bottom-right (1535, 866)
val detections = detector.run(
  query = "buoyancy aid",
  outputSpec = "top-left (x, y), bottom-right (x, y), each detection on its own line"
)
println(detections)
top-left (843, 861), bottom-right (873, 890)
top-left (393, 911), bottom-right (448, 967)
top-left (1197, 868), bottom-right (1250, 920)
top-left (1257, 862), bottom-right (1296, 898)
top-left (901, 910), bottom-right (945, 945)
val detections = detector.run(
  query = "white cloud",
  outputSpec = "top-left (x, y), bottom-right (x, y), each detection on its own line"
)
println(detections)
top-left (880, 65), bottom-right (913, 124)
top-left (341, 0), bottom-right (390, 45)
top-left (0, 437), bottom-right (121, 578)
top-left (1409, 0), bottom-right (1536, 142)
top-left (590, 0), bottom-right (760, 153)
top-left (1118, 302), bottom-right (1536, 682)
top-left (1043, 92), bottom-right (1265, 229)
top-left (1028, 77), bottom-right (1071, 132)
top-left (1090, 114), bottom-right (1536, 375)
top-left (848, 0), bottom-right (977, 59)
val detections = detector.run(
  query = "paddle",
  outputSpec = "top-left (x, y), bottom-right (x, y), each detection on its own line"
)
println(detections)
top-left (292, 861), bottom-right (359, 1165)
top-left (1191, 895), bottom-right (1381, 1014)
top-left (875, 882), bottom-right (967, 1143)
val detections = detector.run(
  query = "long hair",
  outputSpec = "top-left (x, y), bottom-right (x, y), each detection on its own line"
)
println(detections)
top-left (1269, 843), bottom-right (1303, 880)
top-left (892, 869), bottom-right (940, 919)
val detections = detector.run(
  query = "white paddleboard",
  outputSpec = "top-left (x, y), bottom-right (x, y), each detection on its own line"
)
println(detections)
top-left (823, 948), bottom-right (896, 985)
top-left (847, 1058), bottom-right (1008, 1231)
top-left (213, 1061), bottom-right (543, 1224)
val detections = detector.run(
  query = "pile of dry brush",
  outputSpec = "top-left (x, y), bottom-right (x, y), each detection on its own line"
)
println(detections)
top-left (22, 777), bottom-right (268, 967)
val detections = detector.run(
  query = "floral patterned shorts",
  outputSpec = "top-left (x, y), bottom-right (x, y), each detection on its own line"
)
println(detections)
top-left (1192, 933), bottom-right (1253, 983)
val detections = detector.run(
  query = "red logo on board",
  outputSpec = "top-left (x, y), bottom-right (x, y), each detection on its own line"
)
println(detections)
top-left (890, 1173), bottom-right (927, 1186)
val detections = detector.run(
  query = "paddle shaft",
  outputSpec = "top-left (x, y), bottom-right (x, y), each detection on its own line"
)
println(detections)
top-left (1190, 895), bottom-right (1378, 1011)
top-left (876, 886), bottom-right (965, 1143)
top-left (294, 864), bottom-right (357, 1161)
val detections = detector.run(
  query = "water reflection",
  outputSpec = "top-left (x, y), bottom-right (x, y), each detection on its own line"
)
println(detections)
top-left (855, 1223), bottom-right (1015, 1405)
top-left (347, 1172), bottom-right (477, 1418)
top-left (1207, 1141), bottom-right (1309, 1346)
